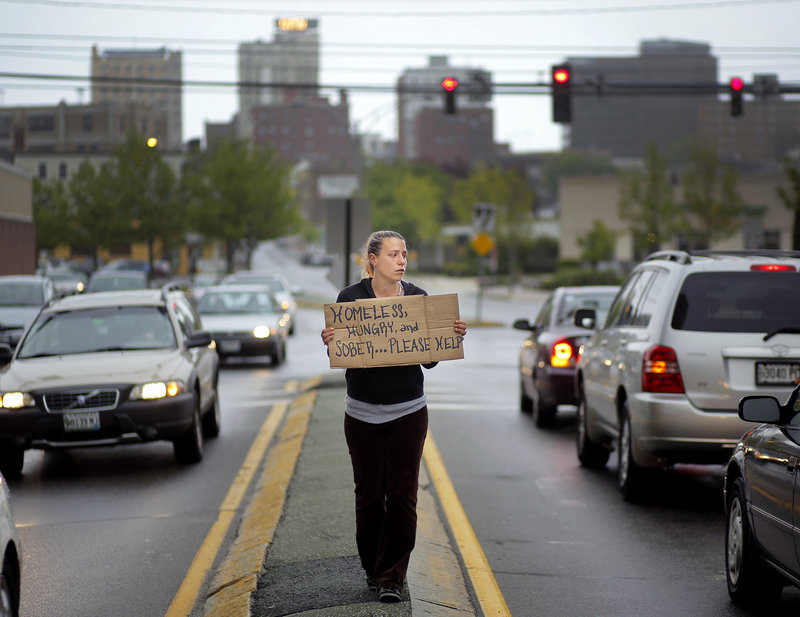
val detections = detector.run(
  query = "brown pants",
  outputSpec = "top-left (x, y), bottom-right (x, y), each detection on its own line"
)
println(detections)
top-left (344, 406), bottom-right (429, 591)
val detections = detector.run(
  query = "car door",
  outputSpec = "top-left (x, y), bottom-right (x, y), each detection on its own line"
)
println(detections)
top-left (174, 296), bottom-right (217, 409)
top-left (745, 424), bottom-right (800, 577)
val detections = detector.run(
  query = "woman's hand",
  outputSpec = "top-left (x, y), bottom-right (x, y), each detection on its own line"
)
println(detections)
top-left (321, 327), bottom-right (335, 346)
top-left (454, 320), bottom-right (467, 337)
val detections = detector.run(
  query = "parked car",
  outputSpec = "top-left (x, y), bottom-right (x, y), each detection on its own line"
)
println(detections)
top-left (724, 383), bottom-right (800, 607)
top-left (43, 267), bottom-right (87, 295)
top-left (0, 275), bottom-right (56, 351)
top-left (87, 270), bottom-right (148, 292)
top-left (195, 284), bottom-right (288, 366)
top-left (0, 285), bottom-right (220, 478)
top-left (221, 271), bottom-right (298, 335)
top-left (573, 249), bottom-right (800, 500)
top-left (513, 286), bottom-right (618, 427)
top-left (0, 471), bottom-right (20, 617)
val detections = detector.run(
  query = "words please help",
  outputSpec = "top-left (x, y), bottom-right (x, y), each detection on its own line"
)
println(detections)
top-left (324, 294), bottom-right (464, 368)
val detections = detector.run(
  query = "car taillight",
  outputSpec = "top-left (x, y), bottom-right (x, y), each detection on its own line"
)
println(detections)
top-left (750, 264), bottom-right (796, 271)
top-left (551, 339), bottom-right (576, 368)
top-left (642, 345), bottom-right (685, 393)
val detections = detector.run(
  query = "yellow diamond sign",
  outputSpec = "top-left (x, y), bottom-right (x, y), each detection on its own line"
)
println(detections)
top-left (471, 232), bottom-right (495, 256)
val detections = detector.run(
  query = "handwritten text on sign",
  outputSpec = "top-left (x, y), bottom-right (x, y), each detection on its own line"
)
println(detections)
top-left (324, 293), bottom-right (464, 368)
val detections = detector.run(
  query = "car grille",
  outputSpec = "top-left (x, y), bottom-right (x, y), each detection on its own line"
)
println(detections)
top-left (43, 389), bottom-right (120, 413)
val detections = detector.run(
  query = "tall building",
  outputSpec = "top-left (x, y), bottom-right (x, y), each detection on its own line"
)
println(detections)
top-left (238, 18), bottom-right (320, 139)
top-left (566, 39), bottom-right (717, 158)
top-left (397, 56), bottom-right (494, 167)
top-left (91, 46), bottom-right (183, 150)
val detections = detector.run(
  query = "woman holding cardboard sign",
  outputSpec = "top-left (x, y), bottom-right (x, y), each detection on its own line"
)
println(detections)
top-left (321, 230), bottom-right (467, 603)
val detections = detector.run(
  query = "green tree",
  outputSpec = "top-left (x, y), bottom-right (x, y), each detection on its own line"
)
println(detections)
top-left (680, 144), bottom-right (743, 248)
top-left (577, 220), bottom-right (617, 269)
top-left (618, 142), bottom-right (679, 259)
top-left (776, 156), bottom-right (800, 250)
top-left (32, 177), bottom-right (70, 252)
top-left (184, 138), bottom-right (300, 272)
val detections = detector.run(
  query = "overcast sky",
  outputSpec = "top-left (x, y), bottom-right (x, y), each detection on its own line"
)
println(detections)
top-left (2, 0), bottom-right (799, 153)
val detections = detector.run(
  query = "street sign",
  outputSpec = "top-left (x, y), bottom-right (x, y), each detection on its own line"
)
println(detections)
top-left (318, 174), bottom-right (359, 199)
top-left (471, 232), bottom-right (495, 257)
top-left (473, 202), bottom-right (496, 233)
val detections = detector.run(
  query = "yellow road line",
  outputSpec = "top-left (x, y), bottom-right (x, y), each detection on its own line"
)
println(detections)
top-left (423, 431), bottom-right (512, 617)
top-left (164, 401), bottom-right (290, 617)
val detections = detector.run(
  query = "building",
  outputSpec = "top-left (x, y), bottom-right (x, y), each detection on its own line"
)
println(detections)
top-left (566, 39), bottom-right (717, 159)
top-left (91, 46), bottom-right (183, 150)
top-left (0, 160), bottom-right (35, 274)
top-left (397, 56), bottom-right (494, 167)
top-left (238, 18), bottom-right (320, 140)
top-left (0, 101), bottom-right (167, 164)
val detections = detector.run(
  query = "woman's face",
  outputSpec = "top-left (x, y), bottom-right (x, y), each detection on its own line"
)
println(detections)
top-left (370, 237), bottom-right (407, 282)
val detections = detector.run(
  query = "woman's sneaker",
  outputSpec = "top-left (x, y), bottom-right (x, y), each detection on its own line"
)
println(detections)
top-left (378, 586), bottom-right (402, 603)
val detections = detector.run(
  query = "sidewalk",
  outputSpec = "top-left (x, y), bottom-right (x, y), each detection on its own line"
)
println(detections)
top-left (203, 372), bottom-right (479, 617)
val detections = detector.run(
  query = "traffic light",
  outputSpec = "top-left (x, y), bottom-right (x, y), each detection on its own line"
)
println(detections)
top-left (730, 77), bottom-right (744, 117)
top-left (442, 76), bottom-right (458, 115)
top-left (551, 64), bottom-right (572, 123)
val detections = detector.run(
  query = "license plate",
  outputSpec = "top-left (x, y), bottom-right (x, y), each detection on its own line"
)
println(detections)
top-left (218, 340), bottom-right (241, 353)
top-left (756, 362), bottom-right (800, 386)
top-left (63, 411), bottom-right (100, 432)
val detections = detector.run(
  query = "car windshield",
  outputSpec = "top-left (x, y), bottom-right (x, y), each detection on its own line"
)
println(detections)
top-left (228, 275), bottom-right (285, 294)
top-left (17, 306), bottom-right (176, 358)
top-left (556, 292), bottom-right (616, 325)
top-left (88, 274), bottom-right (146, 292)
top-left (197, 290), bottom-right (278, 314)
top-left (0, 282), bottom-right (43, 307)
top-left (672, 271), bottom-right (800, 332)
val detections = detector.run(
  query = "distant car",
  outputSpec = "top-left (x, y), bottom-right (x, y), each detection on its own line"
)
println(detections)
top-left (724, 383), bottom-right (800, 607)
top-left (0, 275), bottom-right (56, 350)
top-left (100, 258), bottom-right (149, 273)
top-left (301, 251), bottom-right (334, 267)
top-left (0, 472), bottom-right (20, 617)
top-left (44, 267), bottom-right (87, 295)
top-left (87, 270), bottom-right (148, 292)
top-left (195, 284), bottom-right (288, 366)
top-left (0, 286), bottom-right (220, 478)
top-left (513, 286), bottom-right (618, 427)
top-left (221, 271), bottom-right (298, 335)
top-left (188, 272), bottom-right (222, 303)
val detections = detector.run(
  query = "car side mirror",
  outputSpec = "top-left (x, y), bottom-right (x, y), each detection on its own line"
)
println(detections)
top-left (573, 308), bottom-right (596, 329)
top-left (739, 395), bottom-right (781, 423)
top-left (0, 343), bottom-right (12, 365)
top-left (187, 330), bottom-right (213, 349)
top-left (512, 319), bottom-right (534, 331)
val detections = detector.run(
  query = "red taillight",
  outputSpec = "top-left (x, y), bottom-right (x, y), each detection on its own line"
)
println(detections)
top-left (642, 345), bottom-right (685, 393)
top-left (551, 339), bottom-right (576, 368)
top-left (750, 264), bottom-right (796, 271)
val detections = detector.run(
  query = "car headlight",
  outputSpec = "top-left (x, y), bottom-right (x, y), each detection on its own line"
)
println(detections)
top-left (0, 392), bottom-right (35, 409)
top-left (281, 300), bottom-right (290, 311)
top-left (130, 380), bottom-right (185, 400)
top-left (253, 325), bottom-right (274, 339)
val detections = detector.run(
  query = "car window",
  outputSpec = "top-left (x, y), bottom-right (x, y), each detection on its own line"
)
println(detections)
top-left (617, 270), bottom-right (657, 327)
top-left (671, 271), bottom-right (800, 332)
top-left (604, 272), bottom-right (641, 328)
top-left (17, 306), bottom-right (176, 358)
top-left (173, 296), bottom-right (202, 337)
top-left (535, 296), bottom-right (554, 329)
top-left (0, 282), bottom-right (43, 306)
top-left (631, 268), bottom-right (669, 327)
top-left (556, 291), bottom-right (617, 325)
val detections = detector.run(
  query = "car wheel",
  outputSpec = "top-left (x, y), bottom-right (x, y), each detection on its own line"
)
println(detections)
top-left (173, 392), bottom-right (203, 465)
top-left (726, 477), bottom-right (784, 607)
top-left (576, 388), bottom-right (609, 469)
top-left (519, 378), bottom-right (533, 415)
top-left (618, 404), bottom-right (647, 501)
top-left (532, 381), bottom-right (557, 428)
top-left (271, 340), bottom-right (285, 367)
top-left (201, 385), bottom-right (221, 439)
top-left (0, 554), bottom-right (19, 617)
top-left (0, 444), bottom-right (24, 480)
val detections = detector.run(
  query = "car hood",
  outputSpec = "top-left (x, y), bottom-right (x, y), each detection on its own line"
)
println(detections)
top-left (201, 313), bottom-right (282, 331)
top-left (0, 307), bottom-right (40, 329)
top-left (1, 350), bottom-right (188, 390)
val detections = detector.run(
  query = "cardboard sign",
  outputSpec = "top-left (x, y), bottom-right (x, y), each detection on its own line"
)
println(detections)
top-left (324, 293), bottom-right (464, 369)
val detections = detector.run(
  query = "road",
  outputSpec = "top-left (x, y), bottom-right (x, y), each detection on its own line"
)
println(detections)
top-left (10, 241), bottom-right (800, 616)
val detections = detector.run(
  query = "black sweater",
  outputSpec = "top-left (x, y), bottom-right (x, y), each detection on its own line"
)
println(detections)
top-left (336, 277), bottom-right (435, 405)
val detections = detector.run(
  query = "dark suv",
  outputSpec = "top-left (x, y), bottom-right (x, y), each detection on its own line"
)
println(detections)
top-left (574, 250), bottom-right (800, 500)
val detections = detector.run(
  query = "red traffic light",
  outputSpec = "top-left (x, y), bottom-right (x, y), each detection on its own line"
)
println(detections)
top-left (441, 76), bottom-right (458, 92)
top-left (553, 67), bottom-right (570, 84)
top-left (730, 77), bottom-right (744, 91)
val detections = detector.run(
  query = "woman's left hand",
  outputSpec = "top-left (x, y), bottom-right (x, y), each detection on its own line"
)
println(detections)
top-left (454, 320), bottom-right (467, 337)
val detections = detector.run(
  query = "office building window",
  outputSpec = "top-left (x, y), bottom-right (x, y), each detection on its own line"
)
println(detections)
top-left (37, 162), bottom-right (47, 178)
top-left (58, 162), bottom-right (68, 179)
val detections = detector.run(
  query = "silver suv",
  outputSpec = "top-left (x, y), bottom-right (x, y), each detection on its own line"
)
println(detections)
top-left (574, 250), bottom-right (800, 500)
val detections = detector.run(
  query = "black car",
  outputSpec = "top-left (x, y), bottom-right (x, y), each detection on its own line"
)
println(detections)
top-left (724, 383), bottom-right (800, 607)
top-left (513, 285), bottom-right (618, 427)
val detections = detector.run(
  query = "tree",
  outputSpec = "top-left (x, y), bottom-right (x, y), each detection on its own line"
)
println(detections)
top-left (680, 144), bottom-right (743, 249)
top-left (618, 142), bottom-right (679, 259)
top-left (184, 138), bottom-right (301, 272)
top-left (776, 156), bottom-right (800, 250)
top-left (32, 177), bottom-right (70, 252)
top-left (577, 220), bottom-right (617, 269)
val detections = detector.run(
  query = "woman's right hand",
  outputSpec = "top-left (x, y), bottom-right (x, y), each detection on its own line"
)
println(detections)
top-left (321, 327), bottom-right (335, 346)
